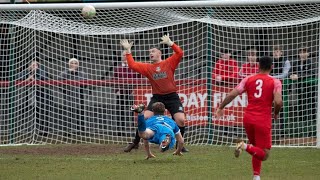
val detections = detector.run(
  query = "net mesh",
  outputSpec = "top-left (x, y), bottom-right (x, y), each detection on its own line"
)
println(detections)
top-left (0, 3), bottom-right (319, 146)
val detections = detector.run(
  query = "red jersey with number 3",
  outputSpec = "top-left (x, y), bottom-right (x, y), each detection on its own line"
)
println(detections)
top-left (236, 74), bottom-right (282, 128)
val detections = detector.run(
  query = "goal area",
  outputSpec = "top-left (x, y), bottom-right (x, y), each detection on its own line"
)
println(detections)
top-left (0, 0), bottom-right (319, 147)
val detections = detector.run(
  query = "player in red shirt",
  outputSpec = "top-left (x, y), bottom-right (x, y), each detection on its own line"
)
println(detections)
top-left (212, 49), bottom-right (239, 84)
top-left (239, 47), bottom-right (259, 78)
top-left (120, 34), bottom-right (188, 153)
top-left (215, 56), bottom-right (283, 180)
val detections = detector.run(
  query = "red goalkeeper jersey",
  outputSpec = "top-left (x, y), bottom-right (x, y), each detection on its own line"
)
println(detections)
top-left (236, 74), bottom-right (282, 128)
top-left (126, 44), bottom-right (183, 95)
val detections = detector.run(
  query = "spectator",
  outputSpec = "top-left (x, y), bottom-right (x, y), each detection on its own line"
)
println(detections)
top-left (239, 47), bottom-right (259, 78)
top-left (271, 45), bottom-right (291, 79)
top-left (212, 48), bottom-right (239, 85)
top-left (113, 51), bottom-right (143, 136)
top-left (19, 60), bottom-right (47, 81)
top-left (60, 58), bottom-right (86, 80)
top-left (270, 45), bottom-right (290, 138)
top-left (19, 60), bottom-right (49, 136)
top-left (60, 58), bottom-right (87, 135)
top-left (290, 47), bottom-right (317, 137)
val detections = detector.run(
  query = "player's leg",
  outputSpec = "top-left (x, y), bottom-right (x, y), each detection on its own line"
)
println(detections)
top-left (163, 93), bottom-right (185, 134)
top-left (124, 98), bottom-right (156, 152)
top-left (164, 93), bottom-right (188, 152)
top-left (252, 157), bottom-right (261, 180)
top-left (238, 122), bottom-right (269, 160)
top-left (235, 122), bottom-right (255, 158)
top-left (245, 124), bottom-right (271, 161)
top-left (238, 122), bottom-right (261, 179)
top-left (246, 124), bottom-right (271, 179)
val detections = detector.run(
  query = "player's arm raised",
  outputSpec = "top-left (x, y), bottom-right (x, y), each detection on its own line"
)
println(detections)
top-left (120, 39), bottom-right (147, 76)
top-left (273, 79), bottom-right (283, 120)
top-left (160, 34), bottom-right (184, 70)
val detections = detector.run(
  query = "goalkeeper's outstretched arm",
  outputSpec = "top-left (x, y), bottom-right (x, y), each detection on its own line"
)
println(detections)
top-left (160, 34), bottom-right (183, 70)
top-left (120, 39), bottom-right (148, 76)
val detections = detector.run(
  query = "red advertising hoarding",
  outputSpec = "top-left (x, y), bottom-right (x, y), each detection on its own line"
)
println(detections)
top-left (133, 85), bottom-right (247, 127)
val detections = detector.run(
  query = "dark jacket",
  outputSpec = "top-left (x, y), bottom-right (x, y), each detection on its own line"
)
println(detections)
top-left (18, 68), bottom-right (48, 80)
top-left (59, 69), bottom-right (87, 106)
top-left (60, 70), bottom-right (86, 80)
top-left (290, 58), bottom-right (316, 80)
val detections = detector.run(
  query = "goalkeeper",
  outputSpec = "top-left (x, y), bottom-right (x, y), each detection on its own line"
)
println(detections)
top-left (120, 34), bottom-right (188, 153)
top-left (132, 102), bottom-right (184, 159)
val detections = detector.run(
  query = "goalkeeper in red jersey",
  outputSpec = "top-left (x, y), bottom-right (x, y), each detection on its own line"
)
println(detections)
top-left (120, 34), bottom-right (188, 153)
top-left (215, 56), bottom-right (283, 180)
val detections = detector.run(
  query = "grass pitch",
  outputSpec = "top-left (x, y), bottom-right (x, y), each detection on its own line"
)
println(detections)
top-left (0, 144), bottom-right (319, 180)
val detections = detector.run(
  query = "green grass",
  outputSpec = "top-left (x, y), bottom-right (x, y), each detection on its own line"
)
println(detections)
top-left (0, 145), bottom-right (319, 180)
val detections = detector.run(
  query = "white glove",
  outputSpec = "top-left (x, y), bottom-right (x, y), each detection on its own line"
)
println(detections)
top-left (120, 39), bottom-right (133, 53)
top-left (160, 34), bottom-right (174, 46)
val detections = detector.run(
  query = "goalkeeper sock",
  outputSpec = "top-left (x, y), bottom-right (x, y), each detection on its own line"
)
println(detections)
top-left (133, 114), bottom-right (145, 145)
top-left (133, 129), bottom-right (140, 145)
top-left (179, 126), bottom-right (185, 137)
top-left (252, 156), bottom-right (262, 176)
top-left (246, 145), bottom-right (266, 161)
top-left (137, 114), bottom-right (146, 132)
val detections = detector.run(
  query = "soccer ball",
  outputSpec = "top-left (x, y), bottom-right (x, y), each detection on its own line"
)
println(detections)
top-left (82, 5), bottom-right (96, 19)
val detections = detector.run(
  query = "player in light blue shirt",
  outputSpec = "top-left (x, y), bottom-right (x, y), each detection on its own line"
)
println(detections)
top-left (132, 102), bottom-right (184, 159)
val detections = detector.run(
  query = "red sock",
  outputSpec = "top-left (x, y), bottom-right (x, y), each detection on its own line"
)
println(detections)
top-left (252, 156), bottom-right (262, 176)
top-left (246, 144), bottom-right (266, 161)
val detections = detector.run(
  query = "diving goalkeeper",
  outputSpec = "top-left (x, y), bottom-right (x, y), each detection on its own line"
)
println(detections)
top-left (131, 102), bottom-right (184, 159)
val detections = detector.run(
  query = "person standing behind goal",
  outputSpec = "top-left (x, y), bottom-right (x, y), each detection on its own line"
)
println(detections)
top-left (120, 34), bottom-right (188, 152)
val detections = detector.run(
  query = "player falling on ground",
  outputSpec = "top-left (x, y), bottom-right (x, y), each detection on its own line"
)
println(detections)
top-left (215, 56), bottom-right (283, 180)
top-left (132, 102), bottom-right (184, 159)
top-left (120, 34), bottom-right (188, 152)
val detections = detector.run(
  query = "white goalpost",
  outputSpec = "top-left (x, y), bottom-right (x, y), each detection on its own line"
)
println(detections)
top-left (0, 0), bottom-right (319, 147)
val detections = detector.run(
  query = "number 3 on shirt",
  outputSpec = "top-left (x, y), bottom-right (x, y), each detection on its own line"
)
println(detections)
top-left (254, 79), bottom-right (263, 98)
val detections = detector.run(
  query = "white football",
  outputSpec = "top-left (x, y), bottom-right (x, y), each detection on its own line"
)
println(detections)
top-left (82, 5), bottom-right (96, 19)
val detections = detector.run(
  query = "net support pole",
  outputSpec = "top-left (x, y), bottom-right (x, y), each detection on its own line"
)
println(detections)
top-left (207, 8), bottom-right (214, 144)
top-left (8, 26), bottom-right (15, 144)
top-left (316, 32), bottom-right (320, 148)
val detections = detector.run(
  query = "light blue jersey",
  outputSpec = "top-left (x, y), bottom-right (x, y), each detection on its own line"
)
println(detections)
top-left (148, 124), bottom-right (176, 149)
top-left (137, 114), bottom-right (179, 150)
top-left (145, 115), bottom-right (180, 135)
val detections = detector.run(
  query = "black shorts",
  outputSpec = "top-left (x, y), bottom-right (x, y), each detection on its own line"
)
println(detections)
top-left (147, 92), bottom-right (184, 117)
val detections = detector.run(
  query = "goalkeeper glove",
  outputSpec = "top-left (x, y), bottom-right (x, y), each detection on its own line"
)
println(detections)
top-left (160, 34), bottom-right (174, 46)
top-left (120, 39), bottom-right (133, 53)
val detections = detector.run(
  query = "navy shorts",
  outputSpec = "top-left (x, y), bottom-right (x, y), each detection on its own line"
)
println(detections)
top-left (147, 92), bottom-right (184, 117)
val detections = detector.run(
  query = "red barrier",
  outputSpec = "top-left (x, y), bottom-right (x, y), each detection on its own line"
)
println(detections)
top-left (0, 79), bottom-right (206, 87)
top-left (1, 79), bottom-right (245, 126)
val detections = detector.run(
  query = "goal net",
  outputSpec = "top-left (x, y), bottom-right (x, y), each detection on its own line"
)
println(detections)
top-left (0, 1), bottom-right (319, 147)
